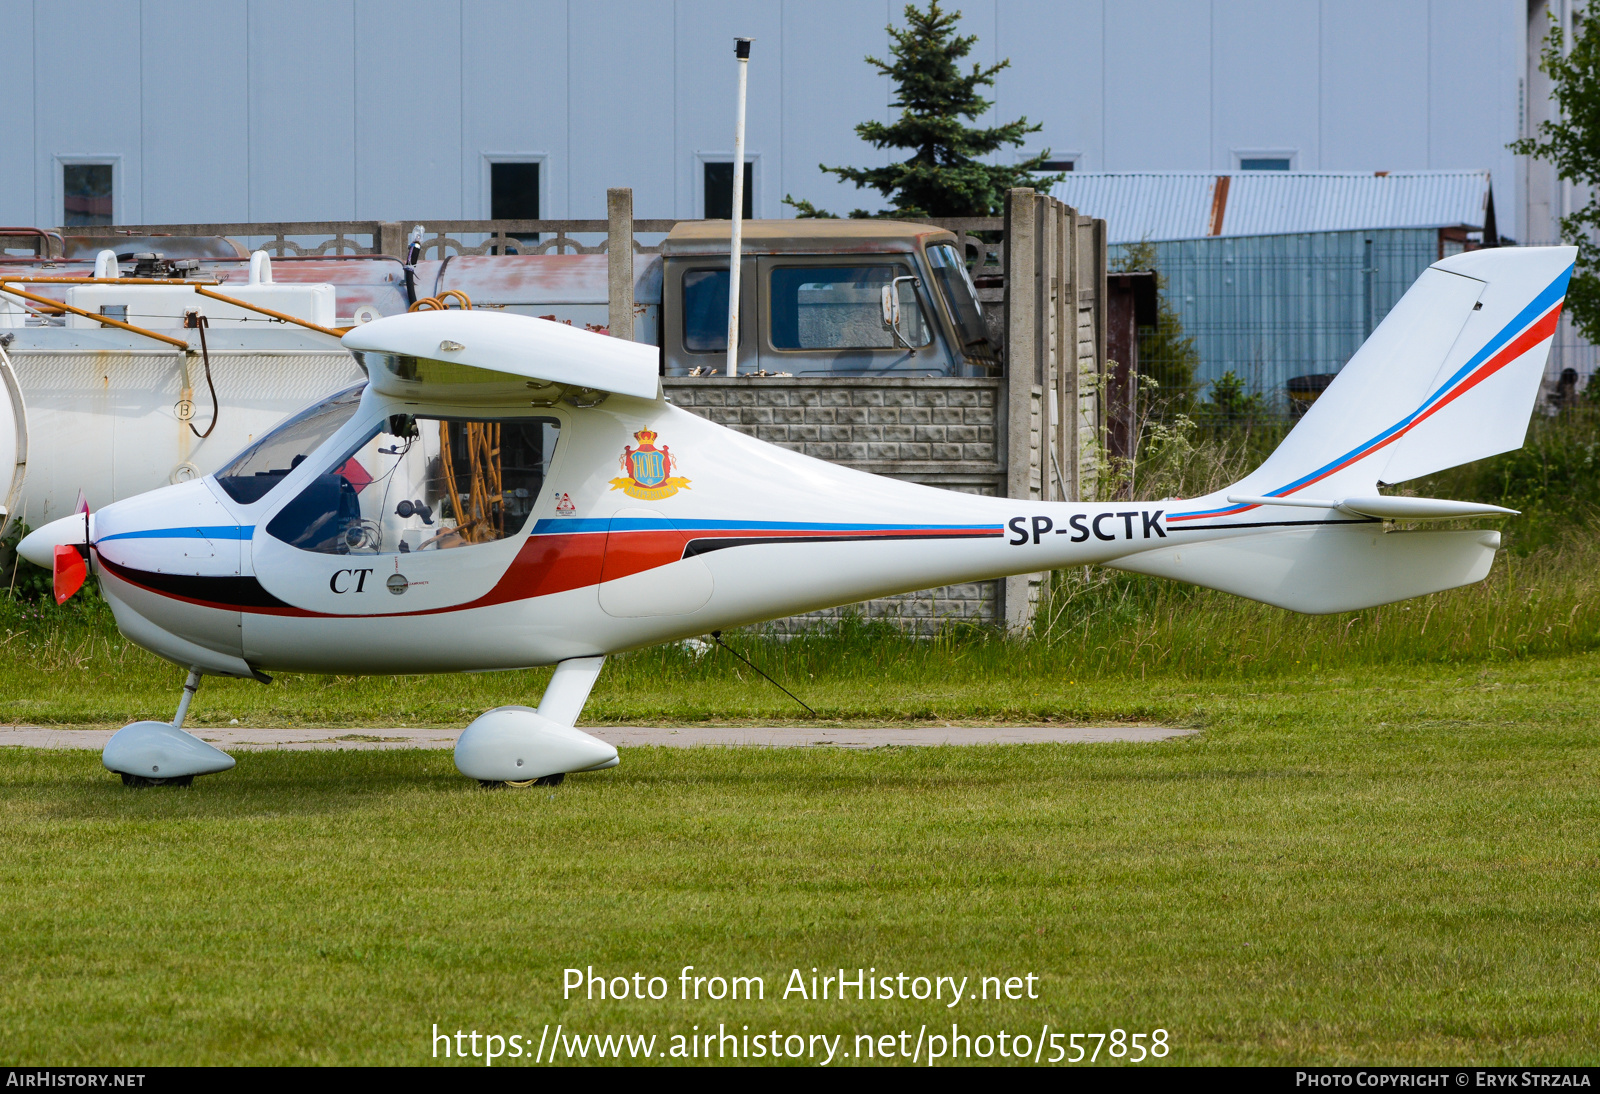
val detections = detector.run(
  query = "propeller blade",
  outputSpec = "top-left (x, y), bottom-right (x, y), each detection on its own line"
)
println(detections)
top-left (53, 544), bottom-right (86, 605)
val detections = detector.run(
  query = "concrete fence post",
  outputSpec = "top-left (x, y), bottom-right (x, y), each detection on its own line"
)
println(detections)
top-left (1036, 195), bottom-right (1056, 503)
top-left (1091, 215), bottom-right (1108, 496)
top-left (1053, 201), bottom-right (1072, 502)
top-left (1063, 208), bottom-right (1080, 503)
top-left (376, 222), bottom-right (407, 259)
top-left (1002, 188), bottom-right (1039, 634)
top-left (607, 188), bottom-right (635, 341)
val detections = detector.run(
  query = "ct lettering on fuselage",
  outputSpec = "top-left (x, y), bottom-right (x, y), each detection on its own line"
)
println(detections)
top-left (1006, 511), bottom-right (1166, 545)
top-left (329, 568), bottom-right (375, 593)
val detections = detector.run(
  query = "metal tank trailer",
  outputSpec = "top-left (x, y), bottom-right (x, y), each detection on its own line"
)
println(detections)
top-left (0, 247), bottom-right (363, 534)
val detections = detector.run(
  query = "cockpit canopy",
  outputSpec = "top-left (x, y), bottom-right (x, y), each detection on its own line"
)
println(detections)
top-left (265, 412), bottom-right (559, 555)
top-left (214, 385), bottom-right (364, 505)
top-left (213, 383), bottom-right (561, 555)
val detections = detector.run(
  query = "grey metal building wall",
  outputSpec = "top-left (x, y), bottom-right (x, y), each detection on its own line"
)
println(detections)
top-left (0, 1), bottom-right (1532, 237)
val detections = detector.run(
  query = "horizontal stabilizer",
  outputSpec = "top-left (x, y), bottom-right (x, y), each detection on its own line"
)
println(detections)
top-left (1225, 494), bottom-right (1518, 520)
top-left (1107, 525), bottom-right (1500, 614)
top-left (1336, 496), bottom-right (1517, 520)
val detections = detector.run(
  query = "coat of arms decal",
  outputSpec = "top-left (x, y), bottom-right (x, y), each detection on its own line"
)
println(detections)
top-left (609, 429), bottom-right (691, 500)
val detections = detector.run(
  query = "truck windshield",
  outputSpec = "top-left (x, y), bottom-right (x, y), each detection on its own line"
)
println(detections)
top-left (214, 385), bottom-right (365, 504)
top-left (926, 243), bottom-right (995, 361)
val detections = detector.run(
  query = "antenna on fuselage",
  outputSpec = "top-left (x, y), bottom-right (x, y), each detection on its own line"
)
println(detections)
top-left (710, 630), bottom-right (816, 718)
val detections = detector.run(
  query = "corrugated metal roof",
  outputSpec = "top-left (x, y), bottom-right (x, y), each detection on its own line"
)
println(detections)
top-left (1053, 171), bottom-right (1492, 244)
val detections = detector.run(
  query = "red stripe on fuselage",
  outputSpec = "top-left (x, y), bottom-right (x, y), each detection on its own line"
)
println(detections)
top-left (598, 529), bottom-right (690, 584)
top-left (471, 532), bottom-right (606, 605)
top-left (593, 525), bottom-right (1000, 584)
top-left (96, 525), bottom-right (998, 620)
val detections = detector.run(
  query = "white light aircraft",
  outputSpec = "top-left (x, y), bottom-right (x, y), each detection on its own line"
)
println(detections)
top-left (17, 247), bottom-right (1573, 787)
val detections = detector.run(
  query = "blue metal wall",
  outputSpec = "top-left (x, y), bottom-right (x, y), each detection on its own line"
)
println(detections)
top-left (1113, 229), bottom-right (1442, 404)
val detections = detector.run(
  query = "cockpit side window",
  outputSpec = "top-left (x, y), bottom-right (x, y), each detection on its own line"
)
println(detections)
top-left (214, 385), bottom-right (366, 504)
top-left (265, 415), bottom-right (560, 555)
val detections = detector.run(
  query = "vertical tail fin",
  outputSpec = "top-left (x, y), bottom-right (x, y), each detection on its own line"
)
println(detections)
top-left (1134, 247), bottom-right (1574, 613)
top-left (1171, 246), bottom-right (1574, 529)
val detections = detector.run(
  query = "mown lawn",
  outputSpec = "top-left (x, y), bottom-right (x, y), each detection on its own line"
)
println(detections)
top-left (2, 652), bottom-right (1598, 1065)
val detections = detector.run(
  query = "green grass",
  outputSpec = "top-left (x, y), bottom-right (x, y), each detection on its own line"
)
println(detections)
top-left (4, 484), bottom-right (1600, 1064)
top-left (3, 654), bottom-right (1600, 1065)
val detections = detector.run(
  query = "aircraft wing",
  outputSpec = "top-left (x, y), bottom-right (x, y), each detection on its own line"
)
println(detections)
top-left (342, 309), bottom-right (661, 403)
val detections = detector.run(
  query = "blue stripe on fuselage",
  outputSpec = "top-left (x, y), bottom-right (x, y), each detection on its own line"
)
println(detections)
top-left (97, 519), bottom-right (1000, 544)
top-left (98, 525), bottom-right (254, 542)
top-left (529, 517), bottom-right (1003, 535)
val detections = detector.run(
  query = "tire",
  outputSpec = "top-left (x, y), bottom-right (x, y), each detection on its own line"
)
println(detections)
top-left (119, 772), bottom-right (195, 788)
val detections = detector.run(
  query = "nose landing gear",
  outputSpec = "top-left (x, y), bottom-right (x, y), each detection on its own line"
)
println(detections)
top-left (102, 669), bottom-right (236, 788)
top-left (483, 772), bottom-right (565, 789)
top-left (120, 772), bottom-right (195, 788)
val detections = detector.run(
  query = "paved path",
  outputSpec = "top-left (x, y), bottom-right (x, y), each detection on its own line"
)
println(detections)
top-left (0, 724), bottom-right (1194, 751)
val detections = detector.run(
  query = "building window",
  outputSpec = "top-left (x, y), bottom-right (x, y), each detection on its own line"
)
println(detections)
top-left (1039, 160), bottom-right (1075, 172)
top-left (490, 162), bottom-right (540, 221)
top-left (704, 161), bottom-right (754, 220)
top-left (1239, 157), bottom-right (1291, 171)
top-left (63, 163), bottom-right (113, 226)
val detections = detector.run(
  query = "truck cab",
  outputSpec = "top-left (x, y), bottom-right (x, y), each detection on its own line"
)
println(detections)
top-left (660, 220), bottom-right (998, 378)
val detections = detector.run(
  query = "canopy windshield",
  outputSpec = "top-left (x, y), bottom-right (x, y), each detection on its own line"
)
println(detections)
top-left (214, 385), bottom-right (365, 505)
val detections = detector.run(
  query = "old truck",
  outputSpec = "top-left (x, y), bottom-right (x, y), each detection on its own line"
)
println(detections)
top-left (656, 220), bottom-right (999, 378)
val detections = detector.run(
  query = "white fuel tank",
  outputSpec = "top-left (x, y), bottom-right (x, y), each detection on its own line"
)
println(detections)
top-left (65, 251), bottom-right (336, 329)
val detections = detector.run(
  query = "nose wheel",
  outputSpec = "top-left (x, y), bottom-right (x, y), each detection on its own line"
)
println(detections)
top-left (479, 772), bottom-right (565, 789)
top-left (104, 670), bottom-right (236, 788)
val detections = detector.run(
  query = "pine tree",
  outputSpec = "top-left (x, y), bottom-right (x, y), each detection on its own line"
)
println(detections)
top-left (785, 0), bottom-right (1063, 220)
top-left (1510, 14), bottom-right (1600, 340)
